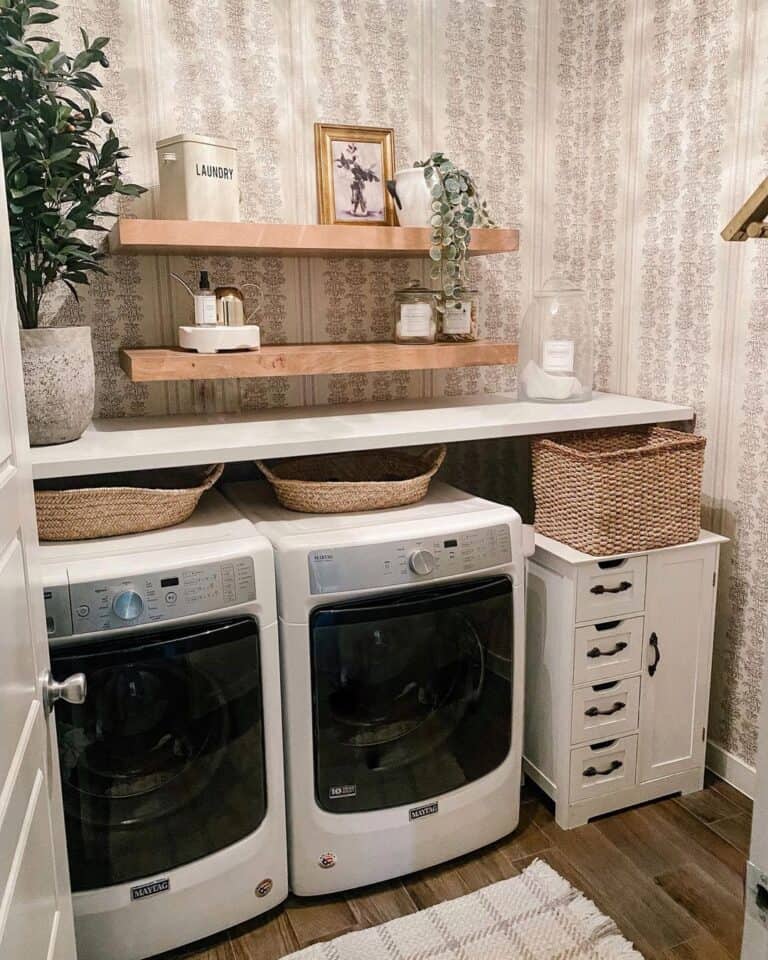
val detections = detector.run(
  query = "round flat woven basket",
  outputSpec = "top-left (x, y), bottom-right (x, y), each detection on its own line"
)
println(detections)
top-left (256, 445), bottom-right (446, 514)
top-left (35, 463), bottom-right (224, 542)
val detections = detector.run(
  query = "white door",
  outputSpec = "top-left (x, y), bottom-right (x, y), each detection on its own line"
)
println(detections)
top-left (637, 544), bottom-right (718, 783)
top-left (0, 154), bottom-right (78, 956)
top-left (742, 653), bottom-right (768, 957)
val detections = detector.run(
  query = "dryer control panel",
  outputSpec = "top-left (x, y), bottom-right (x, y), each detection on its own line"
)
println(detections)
top-left (45, 557), bottom-right (257, 639)
top-left (308, 523), bottom-right (513, 595)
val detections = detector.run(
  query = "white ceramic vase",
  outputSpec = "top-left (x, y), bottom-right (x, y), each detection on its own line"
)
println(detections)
top-left (21, 326), bottom-right (95, 445)
top-left (394, 168), bottom-right (433, 226)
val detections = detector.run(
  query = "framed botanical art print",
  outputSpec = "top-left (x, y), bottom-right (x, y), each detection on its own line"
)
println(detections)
top-left (314, 123), bottom-right (396, 226)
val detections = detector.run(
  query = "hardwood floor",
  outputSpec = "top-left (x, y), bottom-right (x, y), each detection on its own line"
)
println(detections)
top-left (157, 773), bottom-right (751, 960)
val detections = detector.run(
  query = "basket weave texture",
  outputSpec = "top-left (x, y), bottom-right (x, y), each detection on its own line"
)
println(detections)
top-left (256, 446), bottom-right (446, 514)
top-left (531, 427), bottom-right (705, 556)
top-left (35, 464), bottom-right (224, 542)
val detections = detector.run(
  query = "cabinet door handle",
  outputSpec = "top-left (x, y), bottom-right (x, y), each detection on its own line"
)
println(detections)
top-left (583, 760), bottom-right (623, 778)
top-left (584, 701), bottom-right (625, 717)
top-left (586, 641), bottom-right (628, 659)
top-left (648, 632), bottom-right (661, 676)
top-left (590, 580), bottom-right (632, 596)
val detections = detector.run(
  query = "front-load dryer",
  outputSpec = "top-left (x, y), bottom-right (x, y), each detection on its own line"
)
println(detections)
top-left (40, 490), bottom-right (287, 960)
top-left (223, 480), bottom-right (525, 895)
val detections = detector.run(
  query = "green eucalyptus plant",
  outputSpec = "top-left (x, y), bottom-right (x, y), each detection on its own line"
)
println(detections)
top-left (415, 151), bottom-right (496, 305)
top-left (0, 0), bottom-right (146, 329)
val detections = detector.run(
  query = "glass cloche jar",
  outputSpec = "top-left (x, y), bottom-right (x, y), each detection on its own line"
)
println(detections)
top-left (518, 277), bottom-right (592, 403)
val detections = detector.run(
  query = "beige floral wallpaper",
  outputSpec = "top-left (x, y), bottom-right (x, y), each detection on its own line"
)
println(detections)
top-left (543, 0), bottom-right (768, 779)
top-left (43, 0), bottom-right (768, 782)
top-left (46, 0), bottom-right (534, 416)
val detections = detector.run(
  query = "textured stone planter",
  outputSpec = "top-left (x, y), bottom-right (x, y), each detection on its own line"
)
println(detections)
top-left (21, 326), bottom-right (95, 446)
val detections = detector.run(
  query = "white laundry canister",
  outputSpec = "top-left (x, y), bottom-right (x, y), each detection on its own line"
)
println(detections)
top-left (156, 134), bottom-right (240, 221)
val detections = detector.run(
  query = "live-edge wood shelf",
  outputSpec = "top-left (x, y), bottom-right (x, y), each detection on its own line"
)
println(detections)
top-left (120, 341), bottom-right (519, 382)
top-left (108, 219), bottom-right (519, 257)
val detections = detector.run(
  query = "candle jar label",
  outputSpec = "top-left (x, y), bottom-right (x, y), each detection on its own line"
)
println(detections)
top-left (399, 302), bottom-right (433, 337)
top-left (542, 339), bottom-right (575, 373)
top-left (443, 301), bottom-right (472, 334)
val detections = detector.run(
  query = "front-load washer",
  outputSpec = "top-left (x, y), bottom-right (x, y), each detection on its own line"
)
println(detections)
top-left (223, 480), bottom-right (526, 895)
top-left (40, 490), bottom-right (287, 960)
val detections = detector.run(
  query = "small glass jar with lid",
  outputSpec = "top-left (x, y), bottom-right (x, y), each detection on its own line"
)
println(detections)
top-left (518, 276), bottom-right (593, 403)
top-left (394, 282), bottom-right (437, 344)
top-left (438, 286), bottom-right (480, 342)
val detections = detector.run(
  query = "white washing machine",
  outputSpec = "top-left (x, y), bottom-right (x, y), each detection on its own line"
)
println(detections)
top-left (223, 480), bottom-right (527, 895)
top-left (40, 491), bottom-right (287, 960)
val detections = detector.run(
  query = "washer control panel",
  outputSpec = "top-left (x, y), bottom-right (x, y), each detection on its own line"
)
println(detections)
top-left (46, 557), bottom-right (257, 638)
top-left (308, 523), bottom-right (513, 595)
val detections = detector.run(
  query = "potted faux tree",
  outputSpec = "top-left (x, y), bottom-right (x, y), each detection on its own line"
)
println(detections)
top-left (0, 0), bottom-right (145, 445)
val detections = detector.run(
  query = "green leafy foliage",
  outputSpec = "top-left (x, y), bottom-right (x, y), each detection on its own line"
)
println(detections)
top-left (414, 152), bottom-right (496, 308)
top-left (0, 0), bottom-right (146, 328)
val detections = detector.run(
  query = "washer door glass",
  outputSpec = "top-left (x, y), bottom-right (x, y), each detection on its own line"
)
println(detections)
top-left (310, 576), bottom-right (513, 813)
top-left (51, 616), bottom-right (265, 891)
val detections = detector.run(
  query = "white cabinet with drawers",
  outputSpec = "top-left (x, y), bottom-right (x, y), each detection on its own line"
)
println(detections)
top-left (524, 531), bottom-right (727, 829)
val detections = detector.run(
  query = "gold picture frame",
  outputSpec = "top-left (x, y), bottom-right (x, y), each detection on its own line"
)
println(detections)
top-left (314, 123), bottom-right (396, 226)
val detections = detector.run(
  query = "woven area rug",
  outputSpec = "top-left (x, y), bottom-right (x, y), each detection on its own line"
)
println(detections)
top-left (284, 859), bottom-right (643, 959)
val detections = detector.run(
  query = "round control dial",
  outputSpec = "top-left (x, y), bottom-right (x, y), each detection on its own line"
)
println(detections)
top-left (112, 590), bottom-right (144, 621)
top-left (408, 549), bottom-right (435, 576)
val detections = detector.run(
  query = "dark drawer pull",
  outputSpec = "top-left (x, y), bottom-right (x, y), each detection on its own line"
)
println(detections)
top-left (590, 581), bottom-right (632, 596)
top-left (648, 632), bottom-right (661, 676)
top-left (585, 701), bottom-right (625, 718)
top-left (587, 641), bottom-right (628, 659)
top-left (583, 760), bottom-right (623, 778)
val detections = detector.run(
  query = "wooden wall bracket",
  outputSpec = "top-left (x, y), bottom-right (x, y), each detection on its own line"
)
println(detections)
top-left (722, 174), bottom-right (768, 241)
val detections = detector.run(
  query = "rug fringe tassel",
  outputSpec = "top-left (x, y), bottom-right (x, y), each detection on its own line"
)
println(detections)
top-left (526, 859), bottom-right (643, 958)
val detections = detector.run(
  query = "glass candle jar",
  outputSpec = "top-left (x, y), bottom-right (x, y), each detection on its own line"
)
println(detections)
top-left (438, 287), bottom-right (479, 342)
top-left (518, 276), bottom-right (593, 403)
top-left (394, 282), bottom-right (437, 344)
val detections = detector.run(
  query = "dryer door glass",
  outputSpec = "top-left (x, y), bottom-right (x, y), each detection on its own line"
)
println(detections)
top-left (310, 576), bottom-right (513, 813)
top-left (50, 616), bottom-right (266, 890)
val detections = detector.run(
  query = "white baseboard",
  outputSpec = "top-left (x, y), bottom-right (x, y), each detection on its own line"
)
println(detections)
top-left (706, 739), bottom-right (756, 799)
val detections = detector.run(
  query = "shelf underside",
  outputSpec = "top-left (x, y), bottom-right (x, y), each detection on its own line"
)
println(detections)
top-left (119, 341), bottom-right (519, 382)
top-left (108, 219), bottom-right (520, 257)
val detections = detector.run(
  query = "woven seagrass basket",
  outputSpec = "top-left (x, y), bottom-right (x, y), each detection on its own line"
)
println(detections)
top-left (531, 427), bottom-right (705, 556)
top-left (256, 445), bottom-right (446, 514)
top-left (35, 463), bottom-right (224, 542)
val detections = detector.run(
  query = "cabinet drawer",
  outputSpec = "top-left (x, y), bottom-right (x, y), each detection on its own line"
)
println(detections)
top-left (571, 676), bottom-right (640, 745)
top-left (576, 556), bottom-right (647, 622)
top-left (569, 735), bottom-right (638, 802)
top-left (573, 617), bottom-right (644, 685)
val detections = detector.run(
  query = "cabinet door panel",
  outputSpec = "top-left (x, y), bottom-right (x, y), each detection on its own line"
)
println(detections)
top-left (638, 545), bottom-right (717, 783)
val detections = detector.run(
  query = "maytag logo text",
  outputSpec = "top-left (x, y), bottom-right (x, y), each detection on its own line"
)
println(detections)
top-left (131, 878), bottom-right (170, 901)
top-left (409, 801), bottom-right (439, 821)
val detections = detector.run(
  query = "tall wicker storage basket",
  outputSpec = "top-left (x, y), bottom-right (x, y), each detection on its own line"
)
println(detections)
top-left (531, 426), bottom-right (705, 556)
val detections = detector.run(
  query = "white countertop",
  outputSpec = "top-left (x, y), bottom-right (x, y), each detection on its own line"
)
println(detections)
top-left (534, 530), bottom-right (727, 565)
top-left (30, 391), bottom-right (693, 479)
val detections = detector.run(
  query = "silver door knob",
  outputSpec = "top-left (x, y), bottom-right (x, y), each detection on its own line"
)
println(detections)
top-left (43, 671), bottom-right (87, 713)
top-left (409, 549), bottom-right (435, 576)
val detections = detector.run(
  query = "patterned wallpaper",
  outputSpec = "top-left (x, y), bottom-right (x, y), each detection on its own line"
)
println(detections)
top-left (44, 0), bottom-right (533, 415)
top-left (41, 0), bottom-right (768, 773)
top-left (544, 0), bottom-right (768, 773)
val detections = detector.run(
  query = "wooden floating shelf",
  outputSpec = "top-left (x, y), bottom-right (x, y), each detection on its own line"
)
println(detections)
top-left (108, 219), bottom-right (519, 258)
top-left (119, 341), bottom-right (519, 382)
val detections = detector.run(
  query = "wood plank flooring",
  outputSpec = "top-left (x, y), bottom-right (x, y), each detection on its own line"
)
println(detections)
top-left (156, 773), bottom-right (751, 960)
